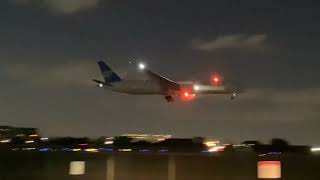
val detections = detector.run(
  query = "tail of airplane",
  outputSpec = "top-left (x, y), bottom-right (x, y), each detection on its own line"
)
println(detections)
top-left (97, 61), bottom-right (122, 83)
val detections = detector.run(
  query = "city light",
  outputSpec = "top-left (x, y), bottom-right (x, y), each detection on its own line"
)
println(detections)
top-left (204, 141), bottom-right (220, 147)
top-left (41, 137), bottom-right (49, 141)
top-left (25, 140), bottom-right (34, 144)
top-left (139, 149), bottom-right (150, 153)
top-left (99, 83), bottom-right (103, 88)
top-left (311, 147), bottom-right (320, 152)
top-left (39, 148), bottom-right (50, 152)
top-left (29, 134), bottom-right (39, 137)
top-left (0, 139), bottom-right (11, 143)
top-left (121, 134), bottom-right (171, 143)
top-left (118, 149), bottom-right (132, 152)
top-left (208, 146), bottom-right (225, 152)
top-left (258, 161), bottom-right (281, 179)
top-left (104, 140), bottom-right (114, 145)
top-left (85, 148), bottom-right (99, 153)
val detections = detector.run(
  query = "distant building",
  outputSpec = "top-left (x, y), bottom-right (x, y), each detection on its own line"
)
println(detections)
top-left (121, 134), bottom-right (172, 143)
top-left (226, 143), bottom-right (311, 155)
top-left (0, 126), bottom-right (40, 143)
top-left (154, 138), bottom-right (206, 153)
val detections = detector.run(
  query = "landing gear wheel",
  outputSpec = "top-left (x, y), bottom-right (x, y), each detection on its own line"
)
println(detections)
top-left (230, 92), bottom-right (236, 100)
top-left (165, 95), bottom-right (174, 103)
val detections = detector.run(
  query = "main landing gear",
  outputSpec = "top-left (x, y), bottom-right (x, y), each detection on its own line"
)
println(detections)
top-left (230, 92), bottom-right (237, 100)
top-left (165, 95), bottom-right (174, 103)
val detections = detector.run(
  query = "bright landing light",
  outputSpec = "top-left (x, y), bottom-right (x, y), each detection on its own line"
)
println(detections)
top-left (193, 85), bottom-right (200, 91)
top-left (138, 63), bottom-right (146, 70)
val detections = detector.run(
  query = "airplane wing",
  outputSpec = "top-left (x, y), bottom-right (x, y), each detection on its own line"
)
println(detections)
top-left (194, 85), bottom-right (227, 94)
top-left (92, 79), bottom-right (104, 84)
top-left (145, 70), bottom-right (181, 91)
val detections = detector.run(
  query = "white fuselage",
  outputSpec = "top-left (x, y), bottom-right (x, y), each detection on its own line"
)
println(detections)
top-left (105, 80), bottom-right (165, 95)
top-left (103, 80), bottom-right (234, 95)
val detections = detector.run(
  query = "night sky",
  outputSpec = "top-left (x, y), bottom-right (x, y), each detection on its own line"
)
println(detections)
top-left (1, 0), bottom-right (320, 145)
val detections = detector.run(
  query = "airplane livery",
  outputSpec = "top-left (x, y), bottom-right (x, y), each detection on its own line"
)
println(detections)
top-left (93, 61), bottom-right (241, 102)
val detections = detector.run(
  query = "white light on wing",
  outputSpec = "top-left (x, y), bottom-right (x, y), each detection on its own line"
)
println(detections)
top-left (138, 63), bottom-right (146, 70)
top-left (193, 85), bottom-right (200, 91)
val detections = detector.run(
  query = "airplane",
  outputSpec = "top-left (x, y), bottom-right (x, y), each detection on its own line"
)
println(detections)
top-left (93, 61), bottom-right (242, 102)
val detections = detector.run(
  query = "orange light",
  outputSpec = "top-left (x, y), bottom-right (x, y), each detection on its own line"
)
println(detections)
top-left (258, 161), bottom-right (281, 179)
top-left (184, 92), bottom-right (189, 97)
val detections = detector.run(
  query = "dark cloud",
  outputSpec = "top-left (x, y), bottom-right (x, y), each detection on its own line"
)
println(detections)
top-left (10, 0), bottom-right (102, 14)
top-left (3, 61), bottom-right (150, 87)
top-left (4, 61), bottom-right (99, 87)
top-left (191, 34), bottom-right (268, 51)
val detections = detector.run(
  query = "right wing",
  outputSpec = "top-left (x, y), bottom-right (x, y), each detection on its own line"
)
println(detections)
top-left (145, 70), bottom-right (181, 91)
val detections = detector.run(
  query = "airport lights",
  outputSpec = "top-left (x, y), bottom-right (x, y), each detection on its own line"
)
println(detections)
top-left (311, 147), bottom-right (320, 152)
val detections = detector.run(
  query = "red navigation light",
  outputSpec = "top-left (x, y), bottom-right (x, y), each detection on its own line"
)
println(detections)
top-left (180, 88), bottom-right (195, 101)
top-left (211, 74), bottom-right (222, 85)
